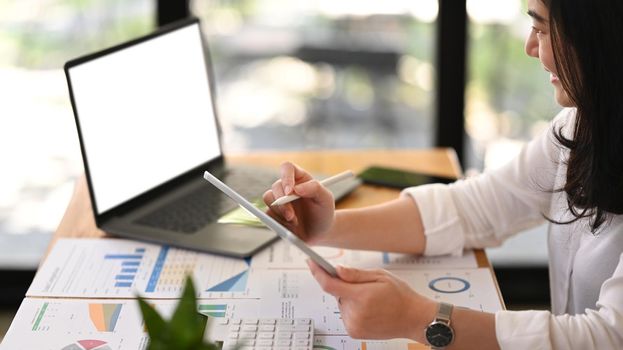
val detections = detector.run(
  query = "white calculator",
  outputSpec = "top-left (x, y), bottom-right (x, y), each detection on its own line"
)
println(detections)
top-left (206, 317), bottom-right (314, 350)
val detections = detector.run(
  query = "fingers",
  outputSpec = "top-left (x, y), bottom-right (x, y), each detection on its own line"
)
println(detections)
top-left (262, 190), bottom-right (275, 206)
top-left (280, 162), bottom-right (313, 195)
top-left (336, 265), bottom-right (383, 283)
top-left (263, 189), bottom-right (296, 223)
top-left (293, 179), bottom-right (334, 203)
top-left (306, 260), bottom-right (352, 297)
top-left (271, 179), bottom-right (286, 199)
top-left (306, 260), bottom-right (379, 300)
top-left (269, 180), bottom-right (294, 220)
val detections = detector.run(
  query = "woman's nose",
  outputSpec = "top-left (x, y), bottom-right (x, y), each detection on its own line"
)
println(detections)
top-left (525, 32), bottom-right (539, 58)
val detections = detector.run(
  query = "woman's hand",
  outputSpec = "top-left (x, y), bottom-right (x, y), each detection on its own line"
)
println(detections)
top-left (307, 260), bottom-right (437, 342)
top-left (263, 162), bottom-right (336, 244)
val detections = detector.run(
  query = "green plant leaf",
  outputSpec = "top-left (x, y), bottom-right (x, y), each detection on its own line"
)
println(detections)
top-left (138, 297), bottom-right (167, 339)
top-left (138, 275), bottom-right (219, 350)
top-left (145, 338), bottom-right (170, 350)
top-left (168, 275), bottom-right (207, 348)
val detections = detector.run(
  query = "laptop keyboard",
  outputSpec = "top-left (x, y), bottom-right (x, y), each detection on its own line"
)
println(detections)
top-left (135, 168), bottom-right (276, 233)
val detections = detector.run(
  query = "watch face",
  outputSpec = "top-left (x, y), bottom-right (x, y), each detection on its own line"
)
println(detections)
top-left (426, 322), bottom-right (454, 348)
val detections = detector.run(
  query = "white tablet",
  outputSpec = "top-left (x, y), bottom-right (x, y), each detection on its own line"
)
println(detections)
top-left (203, 171), bottom-right (338, 277)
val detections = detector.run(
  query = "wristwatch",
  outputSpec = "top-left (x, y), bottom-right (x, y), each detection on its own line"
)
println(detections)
top-left (425, 302), bottom-right (455, 349)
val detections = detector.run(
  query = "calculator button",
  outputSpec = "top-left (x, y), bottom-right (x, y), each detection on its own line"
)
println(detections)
top-left (295, 339), bottom-right (310, 346)
top-left (221, 318), bottom-right (313, 350)
top-left (276, 339), bottom-right (292, 346)
top-left (242, 325), bottom-right (258, 332)
top-left (260, 325), bottom-right (276, 332)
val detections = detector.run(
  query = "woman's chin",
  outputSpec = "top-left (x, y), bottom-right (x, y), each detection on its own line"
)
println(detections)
top-left (554, 87), bottom-right (574, 107)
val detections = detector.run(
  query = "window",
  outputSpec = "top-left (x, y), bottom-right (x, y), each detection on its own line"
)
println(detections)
top-left (466, 0), bottom-right (553, 271)
top-left (465, 0), bottom-right (559, 171)
top-left (0, 0), bottom-right (154, 267)
top-left (191, 0), bottom-right (439, 152)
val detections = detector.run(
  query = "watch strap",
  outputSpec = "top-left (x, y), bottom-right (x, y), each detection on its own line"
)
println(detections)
top-left (427, 302), bottom-right (455, 350)
top-left (436, 302), bottom-right (453, 324)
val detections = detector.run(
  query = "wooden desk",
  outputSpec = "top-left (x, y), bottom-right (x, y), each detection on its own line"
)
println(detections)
top-left (53, 149), bottom-right (459, 240)
top-left (50, 148), bottom-right (502, 306)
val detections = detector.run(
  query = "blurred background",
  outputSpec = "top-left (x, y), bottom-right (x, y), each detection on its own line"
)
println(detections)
top-left (0, 0), bottom-right (558, 339)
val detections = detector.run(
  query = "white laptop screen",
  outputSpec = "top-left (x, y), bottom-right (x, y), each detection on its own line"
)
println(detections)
top-left (68, 23), bottom-right (221, 214)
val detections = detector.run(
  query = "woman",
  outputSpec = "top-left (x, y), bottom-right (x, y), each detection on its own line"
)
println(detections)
top-left (262, 0), bottom-right (623, 348)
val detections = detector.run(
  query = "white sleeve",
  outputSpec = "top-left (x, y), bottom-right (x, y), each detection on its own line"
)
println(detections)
top-left (402, 108), bottom-right (573, 255)
top-left (496, 252), bottom-right (623, 349)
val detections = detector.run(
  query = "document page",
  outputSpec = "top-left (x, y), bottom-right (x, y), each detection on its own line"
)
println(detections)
top-left (314, 335), bottom-right (430, 350)
top-left (13, 239), bottom-right (502, 349)
top-left (249, 268), bottom-right (503, 336)
top-left (250, 240), bottom-right (478, 270)
top-left (2, 297), bottom-right (263, 350)
top-left (27, 239), bottom-right (254, 299)
top-left (1, 297), bottom-right (175, 350)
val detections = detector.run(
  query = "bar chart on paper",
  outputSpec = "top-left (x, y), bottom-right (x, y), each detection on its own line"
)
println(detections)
top-left (197, 299), bottom-right (261, 320)
top-left (103, 248), bottom-right (145, 289)
top-left (26, 239), bottom-right (253, 299)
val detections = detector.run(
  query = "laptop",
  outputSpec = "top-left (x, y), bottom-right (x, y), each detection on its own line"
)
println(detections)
top-left (64, 18), bottom-right (360, 257)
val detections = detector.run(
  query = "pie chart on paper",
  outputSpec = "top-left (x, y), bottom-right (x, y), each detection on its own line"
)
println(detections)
top-left (61, 340), bottom-right (112, 350)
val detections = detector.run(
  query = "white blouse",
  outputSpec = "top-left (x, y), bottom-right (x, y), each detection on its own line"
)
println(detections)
top-left (403, 108), bottom-right (623, 349)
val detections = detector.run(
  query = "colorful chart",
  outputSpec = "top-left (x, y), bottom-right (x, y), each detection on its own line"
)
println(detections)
top-left (197, 304), bottom-right (227, 318)
top-left (32, 302), bottom-right (49, 331)
top-left (61, 339), bottom-right (111, 350)
top-left (206, 269), bottom-right (249, 292)
top-left (88, 303), bottom-right (122, 332)
top-left (428, 276), bottom-right (471, 293)
top-left (104, 247), bottom-right (145, 288)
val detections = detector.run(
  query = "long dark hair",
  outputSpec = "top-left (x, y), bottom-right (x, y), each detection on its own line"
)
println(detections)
top-left (544, 0), bottom-right (623, 231)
